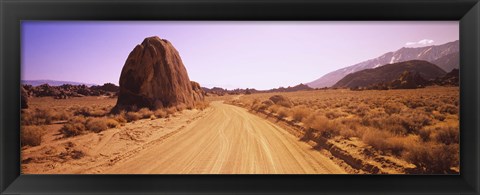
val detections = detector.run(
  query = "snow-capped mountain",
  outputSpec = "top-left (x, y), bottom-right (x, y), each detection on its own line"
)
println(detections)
top-left (307, 40), bottom-right (459, 88)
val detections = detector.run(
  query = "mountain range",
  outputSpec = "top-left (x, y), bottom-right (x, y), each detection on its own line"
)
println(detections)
top-left (332, 60), bottom-right (447, 88)
top-left (307, 40), bottom-right (459, 88)
top-left (22, 80), bottom-right (97, 87)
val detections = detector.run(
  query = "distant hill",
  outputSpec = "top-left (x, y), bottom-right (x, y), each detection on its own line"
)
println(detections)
top-left (307, 40), bottom-right (459, 88)
top-left (332, 60), bottom-right (446, 88)
top-left (266, 83), bottom-right (313, 93)
top-left (22, 80), bottom-right (97, 87)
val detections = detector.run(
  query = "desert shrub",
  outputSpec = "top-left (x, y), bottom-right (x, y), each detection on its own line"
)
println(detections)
top-left (403, 142), bottom-right (459, 173)
top-left (438, 104), bottom-right (458, 115)
top-left (361, 128), bottom-right (418, 155)
top-left (384, 102), bottom-right (404, 115)
top-left (325, 110), bottom-right (347, 119)
top-left (137, 108), bottom-right (154, 119)
top-left (125, 112), bottom-right (142, 122)
top-left (432, 111), bottom-right (446, 121)
top-left (21, 108), bottom-right (56, 125)
top-left (73, 106), bottom-right (91, 116)
top-left (418, 126), bottom-right (434, 142)
top-left (362, 129), bottom-right (391, 151)
top-left (291, 106), bottom-right (311, 122)
top-left (85, 118), bottom-right (109, 133)
top-left (339, 117), bottom-right (362, 131)
top-left (250, 99), bottom-right (261, 110)
top-left (276, 107), bottom-right (289, 119)
top-left (73, 106), bottom-right (107, 117)
top-left (255, 100), bottom-right (273, 111)
top-left (113, 112), bottom-right (127, 124)
top-left (154, 109), bottom-right (167, 118)
top-left (105, 118), bottom-right (120, 128)
top-left (400, 112), bottom-right (432, 134)
top-left (384, 137), bottom-right (406, 156)
top-left (300, 128), bottom-right (316, 141)
top-left (432, 124), bottom-right (459, 145)
top-left (21, 126), bottom-right (45, 146)
top-left (53, 110), bottom-right (73, 121)
top-left (268, 105), bottom-right (281, 114)
top-left (303, 115), bottom-right (342, 138)
top-left (403, 99), bottom-right (425, 109)
top-left (339, 127), bottom-right (357, 139)
top-left (60, 122), bottom-right (86, 137)
top-left (195, 101), bottom-right (210, 110)
top-left (166, 107), bottom-right (177, 116)
top-left (70, 115), bottom-right (87, 124)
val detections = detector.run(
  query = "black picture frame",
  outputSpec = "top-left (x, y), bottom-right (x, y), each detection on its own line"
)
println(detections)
top-left (1, 0), bottom-right (479, 194)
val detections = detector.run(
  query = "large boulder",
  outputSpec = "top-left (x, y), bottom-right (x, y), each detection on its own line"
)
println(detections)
top-left (269, 95), bottom-right (293, 108)
top-left (114, 36), bottom-right (203, 111)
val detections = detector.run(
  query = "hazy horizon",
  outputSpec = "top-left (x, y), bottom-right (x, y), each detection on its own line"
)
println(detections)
top-left (22, 21), bottom-right (458, 90)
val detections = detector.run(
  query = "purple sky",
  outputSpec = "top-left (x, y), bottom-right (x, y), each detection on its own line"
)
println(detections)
top-left (22, 21), bottom-right (458, 90)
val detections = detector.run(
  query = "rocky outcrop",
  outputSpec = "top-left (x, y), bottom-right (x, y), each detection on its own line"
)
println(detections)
top-left (190, 81), bottom-right (205, 102)
top-left (269, 95), bottom-right (293, 108)
top-left (389, 71), bottom-right (429, 89)
top-left (432, 68), bottom-right (459, 86)
top-left (114, 36), bottom-right (203, 111)
top-left (22, 83), bottom-right (118, 99)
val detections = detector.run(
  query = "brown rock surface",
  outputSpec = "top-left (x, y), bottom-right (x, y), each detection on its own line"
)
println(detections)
top-left (115, 36), bottom-right (202, 111)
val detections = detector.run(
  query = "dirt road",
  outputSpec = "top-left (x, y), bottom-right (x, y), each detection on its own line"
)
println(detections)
top-left (103, 101), bottom-right (345, 174)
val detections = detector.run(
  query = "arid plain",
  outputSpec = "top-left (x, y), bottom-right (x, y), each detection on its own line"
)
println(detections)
top-left (21, 36), bottom-right (459, 174)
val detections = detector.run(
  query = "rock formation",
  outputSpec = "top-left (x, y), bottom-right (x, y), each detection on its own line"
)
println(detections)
top-left (269, 95), bottom-right (293, 108)
top-left (21, 86), bottom-right (29, 109)
top-left (389, 71), bottom-right (429, 89)
top-left (114, 36), bottom-right (204, 111)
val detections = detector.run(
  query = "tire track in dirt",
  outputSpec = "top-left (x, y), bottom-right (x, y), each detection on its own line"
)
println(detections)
top-left (100, 101), bottom-right (345, 174)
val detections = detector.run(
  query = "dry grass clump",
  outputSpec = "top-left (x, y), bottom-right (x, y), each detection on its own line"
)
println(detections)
top-left (113, 111), bottom-right (128, 124)
top-left (276, 107), bottom-right (289, 119)
top-left (137, 108), bottom-right (154, 119)
top-left (438, 104), bottom-right (458, 115)
top-left (419, 123), bottom-right (459, 145)
top-left (361, 129), bottom-right (418, 156)
top-left (383, 101), bottom-right (404, 115)
top-left (85, 118), bottom-right (111, 133)
top-left (61, 122), bottom-right (86, 137)
top-left (166, 107), bottom-right (177, 115)
top-left (60, 116), bottom-right (87, 137)
top-left (73, 106), bottom-right (108, 117)
top-left (125, 111), bottom-right (142, 122)
top-left (21, 126), bottom-right (46, 147)
top-left (303, 115), bottom-right (345, 138)
top-left (291, 106), bottom-right (311, 122)
top-left (21, 108), bottom-right (72, 125)
top-left (60, 116), bottom-right (119, 137)
top-left (195, 101), bottom-right (210, 110)
top-left (403, 142), bottom-right (459, 173)
top-left (154, 109), bottom-right (168, 118)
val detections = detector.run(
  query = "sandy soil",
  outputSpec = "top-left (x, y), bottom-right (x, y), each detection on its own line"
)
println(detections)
top-left (22, 101), bottom-right (345, 174)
